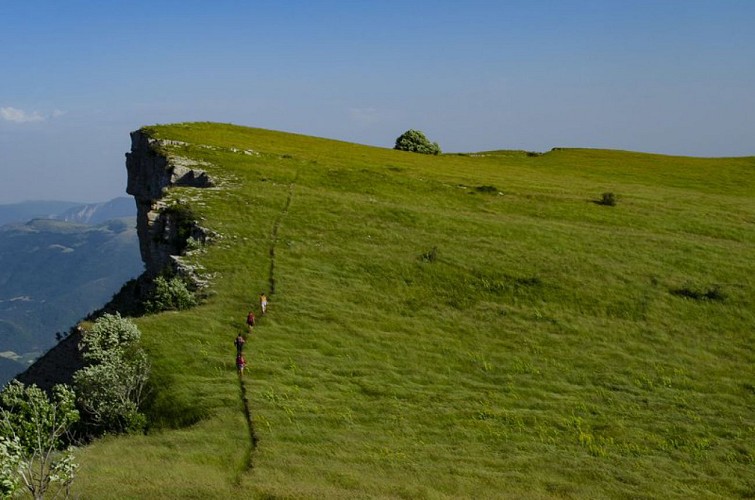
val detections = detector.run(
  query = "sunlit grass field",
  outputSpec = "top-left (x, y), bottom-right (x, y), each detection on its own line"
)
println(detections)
top-left (74, 123), bottom-right (753, 498)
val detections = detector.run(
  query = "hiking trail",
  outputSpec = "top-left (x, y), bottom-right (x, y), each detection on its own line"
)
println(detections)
top-left (268, 178), bottom-right (297, 295)
top-left (237, 174), bottom-right (296, 473)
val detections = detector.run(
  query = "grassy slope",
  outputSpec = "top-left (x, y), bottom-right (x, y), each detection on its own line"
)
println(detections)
top-left (75, 123), bottom-right (754, 499)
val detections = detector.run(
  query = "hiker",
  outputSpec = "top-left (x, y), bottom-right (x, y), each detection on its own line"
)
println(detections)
top-left (259, 292), bottom-right (268, 315)
top-left (236, 353), bottom-right (246, 376)
top-left (246, 310), bottom-right (256, 331)
top-left (234, 333), bottom-right (245, 354)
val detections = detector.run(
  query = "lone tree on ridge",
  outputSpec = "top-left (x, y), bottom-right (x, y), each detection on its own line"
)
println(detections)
top-left (394, 129), bottom-right (441, 155)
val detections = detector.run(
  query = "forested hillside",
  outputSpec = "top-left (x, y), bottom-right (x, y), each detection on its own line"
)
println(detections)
top-left (0, 217), bottom-right (142, 384)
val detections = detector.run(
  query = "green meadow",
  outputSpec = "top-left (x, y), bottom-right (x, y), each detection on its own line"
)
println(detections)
top-left (74, 123), bottom-right (753, 498)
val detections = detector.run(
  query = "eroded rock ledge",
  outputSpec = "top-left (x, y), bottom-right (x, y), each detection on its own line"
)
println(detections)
top-left (126, 130), bottom-right (214, 281)
top-left (17, 130), bottom-right (217, 391)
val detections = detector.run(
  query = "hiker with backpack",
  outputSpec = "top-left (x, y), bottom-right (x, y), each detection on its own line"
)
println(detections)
top-left (234, 333), bottom-right (246, 354)
top-left (259, 292), bottom-right (268, 315)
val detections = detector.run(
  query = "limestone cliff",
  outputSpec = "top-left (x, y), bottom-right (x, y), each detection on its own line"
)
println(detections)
top-left (126, 130), bottom-right (214, 280)
top-left (16, 129), bottom-right (214, 391)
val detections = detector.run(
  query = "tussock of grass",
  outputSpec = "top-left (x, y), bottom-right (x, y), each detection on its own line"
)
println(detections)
top-left (74, 123), bottom-right (754, 498)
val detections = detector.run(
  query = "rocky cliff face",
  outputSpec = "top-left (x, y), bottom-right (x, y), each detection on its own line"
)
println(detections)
top-left (126, 130), bottom-right (214, 280)
top-left (15, 129), bottom-right (215, 391)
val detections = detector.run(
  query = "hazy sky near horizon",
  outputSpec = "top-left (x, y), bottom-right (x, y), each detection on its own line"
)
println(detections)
top-left (1, 0), bottom-right (754, 204)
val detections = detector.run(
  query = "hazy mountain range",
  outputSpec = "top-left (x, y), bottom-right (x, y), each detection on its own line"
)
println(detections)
top-left (0, 198), bottom-right (143, 385)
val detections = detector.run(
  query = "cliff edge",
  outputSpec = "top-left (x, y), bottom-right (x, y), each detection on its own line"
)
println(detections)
top-left (16, 129), bottom-right (214, 391)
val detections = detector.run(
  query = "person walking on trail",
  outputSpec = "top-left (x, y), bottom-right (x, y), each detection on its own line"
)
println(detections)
top-left (236, 353), bottom-right (246, 376)
top-left (259, 292), bottom-right (268, 315)
top-left (234, 334), bottom-right (246, 354)
top-left (246, 310), bottom-right (256, 332)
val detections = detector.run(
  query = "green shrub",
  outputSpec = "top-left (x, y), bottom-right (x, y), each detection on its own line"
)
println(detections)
top-left (670, 285), bottom-right (726, 302)
top-left (73, 313), bottom-right (150, 435)
top-left (145, 275), bottom-right (197, 313)
top-left (597, 192), bottom-right (617, 206)
top-left (420, 246), bottom-right (439, 263)
top-left (162, 203), bottom-right (197, 253)
top-left (0, 436), bottom-right (21, 497)
top-left (185, 236), bottom-right (202, 252)
top-left (474, 185), bottom-right (499, 194)
top-left (0, 381), bottom-right (79, 499)
top-left (394, 129), bottom-right (441, 155)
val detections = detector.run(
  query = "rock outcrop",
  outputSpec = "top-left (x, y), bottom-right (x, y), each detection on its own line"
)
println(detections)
top-left (126, 130), bottom-right (214, 280)
top-left (16, 129), bottom-right (215, 391)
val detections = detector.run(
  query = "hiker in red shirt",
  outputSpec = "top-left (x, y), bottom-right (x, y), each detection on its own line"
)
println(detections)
top-left (236, 353), bottom-right (246, 376)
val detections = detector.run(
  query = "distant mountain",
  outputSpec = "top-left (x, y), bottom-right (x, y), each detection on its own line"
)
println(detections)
top-left (0, 200), bottom-right (82, 226)
top-left (0, 356), bottom-right (25, 385)
top-left (0, 215), bottom-right (143, 385)
top-left (0, 198), bottom-right (136, 227)
top-left (54, 197), bottom-right (136, 224)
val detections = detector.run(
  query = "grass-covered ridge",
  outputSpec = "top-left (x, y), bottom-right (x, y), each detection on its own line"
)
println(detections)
top-left (75, 123), bottom-right (754, 498)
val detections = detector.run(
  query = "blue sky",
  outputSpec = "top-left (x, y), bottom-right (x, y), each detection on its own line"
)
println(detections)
top-left (1, 1), bottom-right (754, 203)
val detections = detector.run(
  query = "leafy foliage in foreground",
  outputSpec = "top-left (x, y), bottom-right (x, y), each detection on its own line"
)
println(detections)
top-left (0, 381), bottom-right (79, 499)
top-left (73, 124), bottom-right (754, 499)
top-left (73, 314), bottom-right (149, 435)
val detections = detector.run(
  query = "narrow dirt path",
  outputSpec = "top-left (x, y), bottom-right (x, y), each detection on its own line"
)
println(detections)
top-left (237, 175), bottom-right (296, 472)
top-left (238, 373), bottom-right (258, 468)
top-left (268, 179), bottom-right (297, 295)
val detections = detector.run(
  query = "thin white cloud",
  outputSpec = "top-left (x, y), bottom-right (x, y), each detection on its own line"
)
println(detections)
top-left (0, 106), bottom-right (66, 123)
top-left (1, 106), bottom-right (45, 123)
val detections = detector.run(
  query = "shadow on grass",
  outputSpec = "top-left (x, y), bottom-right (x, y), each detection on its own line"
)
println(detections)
top-left (143, 374), bottom-right (209, 429)
top-left (669, 285), bottom-right (726, 302)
